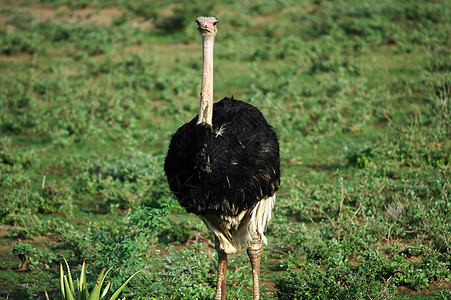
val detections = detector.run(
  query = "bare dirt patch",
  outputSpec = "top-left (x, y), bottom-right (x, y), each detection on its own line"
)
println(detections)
top-left (0, 53), bottom-right (32, 61)
top-left (2, 2), bottom-right (154, 29)
top-left (397, 281), bottom-right (451, 296)
top-left (0, 225), bottom-right (18, 253)
top-left (22, 4), bottom-right (122, 26)
top-left (0, 2), bottom-right (122, 26)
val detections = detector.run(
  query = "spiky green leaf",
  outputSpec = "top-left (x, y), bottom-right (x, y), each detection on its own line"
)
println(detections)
top-left (60, 262), bottom-right (65, 300)
top-left (101, 281), bottom-right (113, 299)
top-left (109, 270), bottom-right (143, 300)
top-left (87, 267), bottom-right (110, 300)
top-left (64, 275), bottom-right (75, 300)
top-left (78, 261), bottom-right (88, 300)
top-left (79, 282), bottom-right (89, 300)
top-left (64, 258), bottom-right (76, 297)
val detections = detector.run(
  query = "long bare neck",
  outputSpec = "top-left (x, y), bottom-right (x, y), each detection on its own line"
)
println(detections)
top-left (197, 35), bottom-right (214, 125)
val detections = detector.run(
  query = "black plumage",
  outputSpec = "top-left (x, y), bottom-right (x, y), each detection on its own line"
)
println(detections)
top-left (164, 97), bottom-right (280, 217)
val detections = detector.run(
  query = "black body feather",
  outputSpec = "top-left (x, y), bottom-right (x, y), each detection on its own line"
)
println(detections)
top-left (164, 97), bottom-right (280, 216)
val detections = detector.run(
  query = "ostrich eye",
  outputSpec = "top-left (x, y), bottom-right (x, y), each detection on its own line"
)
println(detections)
top-left (213, 21), bottom-right (217, 25)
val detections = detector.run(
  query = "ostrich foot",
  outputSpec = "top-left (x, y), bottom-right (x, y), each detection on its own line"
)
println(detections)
top-left (215, 250), bottom-right (227, 300)
top-left (247, 238), bottom-right (264, 300)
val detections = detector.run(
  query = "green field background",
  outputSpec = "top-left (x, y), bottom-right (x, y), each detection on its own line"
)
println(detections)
top-left (0, 0), bottom-right (449, 299)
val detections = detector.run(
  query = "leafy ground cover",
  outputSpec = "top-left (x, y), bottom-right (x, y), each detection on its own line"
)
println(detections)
top-left (0, 0), bottom-right (450, 299)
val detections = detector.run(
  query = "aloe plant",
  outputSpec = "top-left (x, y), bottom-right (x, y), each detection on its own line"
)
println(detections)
top-left (45, 258), bottom-right (142, 300)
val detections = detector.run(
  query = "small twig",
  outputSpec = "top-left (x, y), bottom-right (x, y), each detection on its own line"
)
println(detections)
top-left (307, 213), bottom-right (319, 229)
top-left (339, 177), bottom-right (345, 221)
top-left (234, 266), bottom-right (248, 274)
top-left (41, 175), bottom-right (46, 195)
top-left (358, 200), bottom-right (367, 223)
top-left (387, 224), bottom-right (394, 246)
top-left (350, 206), bottom-right (361, 223)
top-left (317, 207), bottom-right (336, 229)
top-left (290, 179), bottom-right (305, 191)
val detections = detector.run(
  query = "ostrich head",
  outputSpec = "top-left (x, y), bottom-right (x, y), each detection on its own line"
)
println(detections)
top-left (196, 17), bottom-right (218, 38)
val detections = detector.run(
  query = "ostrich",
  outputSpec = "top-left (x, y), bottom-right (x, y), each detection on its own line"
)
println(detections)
top-left (164, 17), bottom-right (280, 300)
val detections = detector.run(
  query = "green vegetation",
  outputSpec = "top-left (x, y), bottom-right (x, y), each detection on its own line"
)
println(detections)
top-left (54, 258), bottom-right (142, 300)
top-left (0, 0), bottom-right (449, 299)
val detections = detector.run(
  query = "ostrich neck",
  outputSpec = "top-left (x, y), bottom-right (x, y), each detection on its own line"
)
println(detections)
top-left (198, 36), bottom-right (215, 125)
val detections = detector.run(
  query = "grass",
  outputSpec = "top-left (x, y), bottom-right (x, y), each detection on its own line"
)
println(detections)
top-left (0, 0), bottom-right (450, 299)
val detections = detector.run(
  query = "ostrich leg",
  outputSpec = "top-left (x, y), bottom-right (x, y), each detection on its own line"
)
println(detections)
top-left (247, 238), bottom-right (264, 300)
top-left (215, 249), bottom-right (227, 300)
